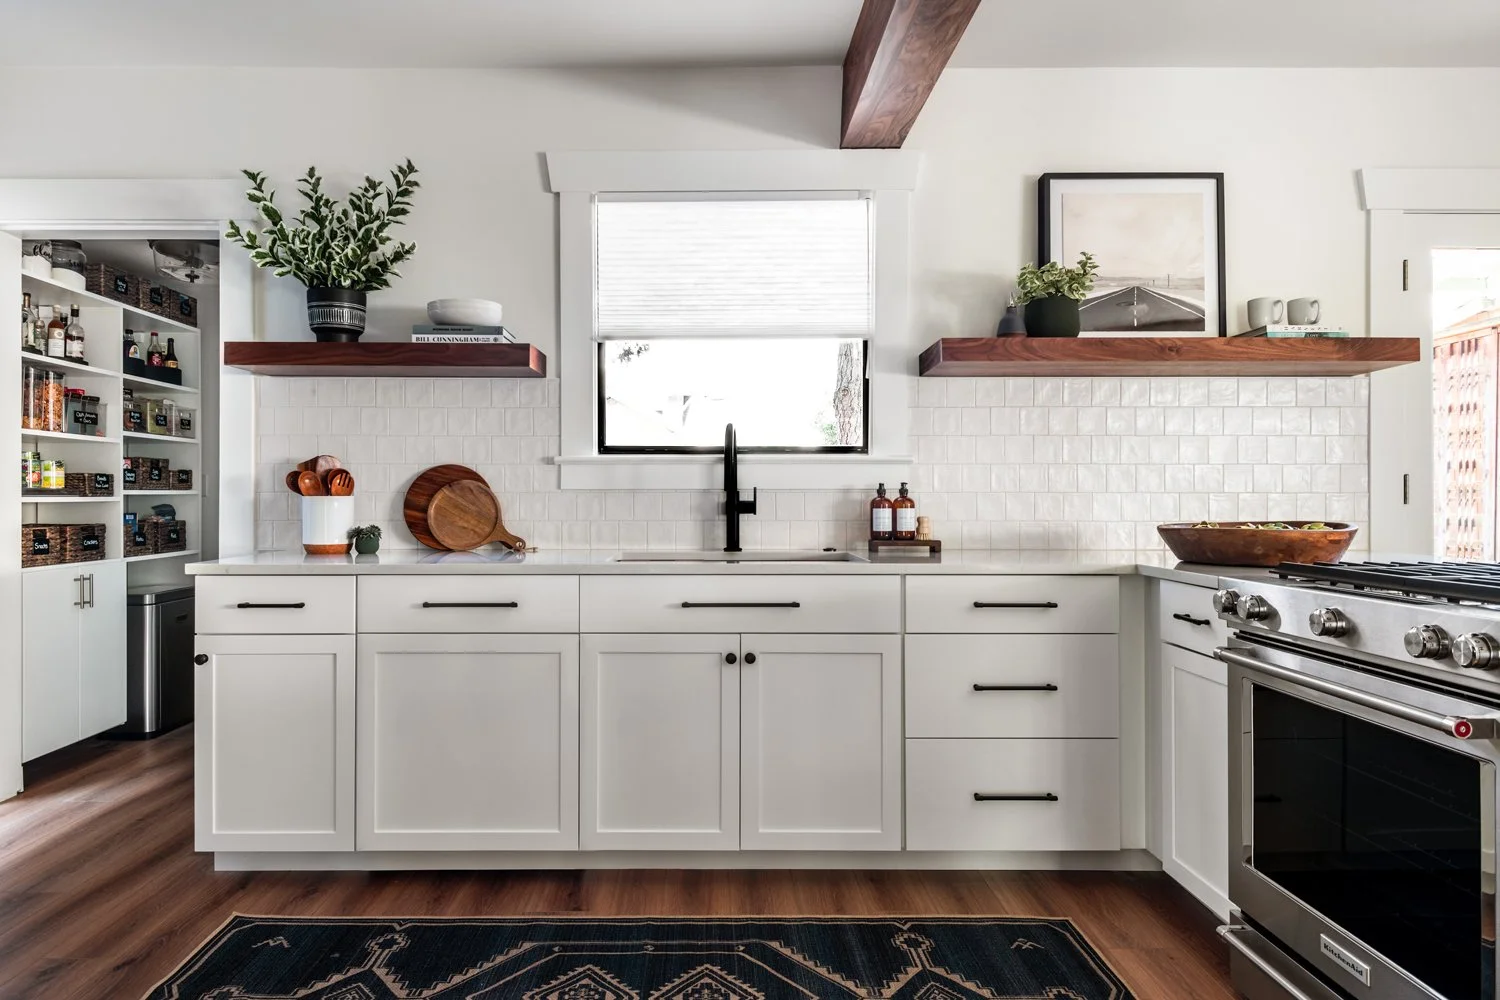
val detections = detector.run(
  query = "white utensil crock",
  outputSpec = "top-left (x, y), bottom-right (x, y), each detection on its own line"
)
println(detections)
top-left (301, 495), bottom-right (354, 555)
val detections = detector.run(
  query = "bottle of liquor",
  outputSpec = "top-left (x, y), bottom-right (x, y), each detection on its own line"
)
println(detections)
top-left (64, 306), bottom-right (86, 363)
top-left (147, 331), bottom-right (165, 367)
top-left (46, 307), bottom-right (66, 358)
top-left (123, 328), bottom-right (138, 364)
top-left (869, 482), bottom-right (893, 541)
top-left (164, 337), bottom-right (179, 369)
top-left (21, 292), bottom-right (39, 354)
top-left (893, 482), bottom-right (917, 541)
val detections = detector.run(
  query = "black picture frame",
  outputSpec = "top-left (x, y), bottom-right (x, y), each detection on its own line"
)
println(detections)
top-left (1037, 172), bottom-right (1227, 337)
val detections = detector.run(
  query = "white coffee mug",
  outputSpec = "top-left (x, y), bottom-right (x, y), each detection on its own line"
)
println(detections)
top-left (1247, 297), bottom-right (1284, 329)
top-left (1287, 297), bottom-right (1321, 325)
top-left (301, 495), bottom-right (354, 555)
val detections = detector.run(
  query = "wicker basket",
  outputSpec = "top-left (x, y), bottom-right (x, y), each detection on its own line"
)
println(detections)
top-left (170, 468), bottom-right (193, 491)
top-left (83, 263), bottom-right (139, 306)
top-left (21, 524), bottom-right (66, 568)
top-left (64, 523), bottom-right (107, 563)
top-left (123, 525), bottom-right (152, 558)
top-left (83, 472), bottom-right (114, 497)
top-left (144, 518), bottom-right (187, 554)
top-left (136, 282), bottom-right (197, 327)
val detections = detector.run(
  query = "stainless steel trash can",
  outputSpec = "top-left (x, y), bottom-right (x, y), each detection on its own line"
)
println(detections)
top-left (114, 584), bottom-right (195, 737)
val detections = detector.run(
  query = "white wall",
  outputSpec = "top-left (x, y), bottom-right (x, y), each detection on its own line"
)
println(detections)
top-left (2, 65), bottom-right (1497, 550)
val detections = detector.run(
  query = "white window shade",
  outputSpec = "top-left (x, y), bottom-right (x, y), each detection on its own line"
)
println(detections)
top-left (595, 198), bottom-right (872, 340)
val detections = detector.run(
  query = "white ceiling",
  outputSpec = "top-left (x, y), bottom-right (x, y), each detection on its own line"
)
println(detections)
top-left (5, 0), bottom-right (1497, 69)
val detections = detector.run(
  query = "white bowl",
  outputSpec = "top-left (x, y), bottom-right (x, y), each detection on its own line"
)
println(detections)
top-left (427, 298), bottom-right (503, 327)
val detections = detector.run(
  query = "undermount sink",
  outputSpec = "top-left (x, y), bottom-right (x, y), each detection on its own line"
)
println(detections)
top-left (615, 550), bottom-right (867, 564)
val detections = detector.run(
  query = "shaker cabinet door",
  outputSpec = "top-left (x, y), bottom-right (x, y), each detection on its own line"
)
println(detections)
top-left (194, 633), bottom-right (356, 852)
top-left (356, 633), bottom-right (579, 851)
top-left (78, 560), bottom-right (127, 738)
top-left (580, 634), bottom-right (740, 850)
top-left (1162, 641), bottom-right (1231, 920)
top-left (21, 565), bottom-right (83, 762)
top-left (740, 633), bottom-right (901, 850)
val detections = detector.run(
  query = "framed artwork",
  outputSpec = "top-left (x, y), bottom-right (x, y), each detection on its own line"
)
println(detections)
top-left (1037, 172), bottom-right (1226, 337)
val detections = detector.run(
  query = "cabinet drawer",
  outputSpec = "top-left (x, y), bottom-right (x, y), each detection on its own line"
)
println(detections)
top-left (905, 634), bottom-right (1118, 738)
top-left (905, 738), bottom-right (1121, 851)
top-left (905, 576), bottom-right (1119, 634)
top-left (196, 576), bottom-right (355, 635)
top-left (1158, 580), bottom-right (1229, 656)
top-left (580, 576), bottom-right (900, 633)
top-left (358, 576), bottom-right (579, 633)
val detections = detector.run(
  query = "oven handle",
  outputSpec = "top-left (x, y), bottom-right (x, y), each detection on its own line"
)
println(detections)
top-left (1218, 925), bottom-right (1322, 1000)
top-left (1215, 646), bottom-right (1499, 740)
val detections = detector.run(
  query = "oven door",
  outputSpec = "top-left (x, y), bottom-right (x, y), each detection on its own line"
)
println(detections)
top-left (1223, 638), bottom-right (1499, 1000)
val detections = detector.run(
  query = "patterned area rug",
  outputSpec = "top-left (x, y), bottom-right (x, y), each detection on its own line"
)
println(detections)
top-left (145, 915), bottom-right (1134, 999)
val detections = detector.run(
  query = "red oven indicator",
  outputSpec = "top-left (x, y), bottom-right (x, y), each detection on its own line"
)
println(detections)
top-left (1453, 719), bottom-right (1474, 739)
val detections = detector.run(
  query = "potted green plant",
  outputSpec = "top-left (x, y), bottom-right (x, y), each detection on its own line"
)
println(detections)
top-left (224, 161), bottom-right (420, 342)
top-left (1013, 251), bottom-right (1099, 338)
top-left (349, 524), bottom-right (382, 555)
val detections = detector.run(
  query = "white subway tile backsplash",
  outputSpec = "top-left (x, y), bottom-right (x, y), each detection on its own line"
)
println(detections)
top-left (253, 375), bottom-right (1371, 553)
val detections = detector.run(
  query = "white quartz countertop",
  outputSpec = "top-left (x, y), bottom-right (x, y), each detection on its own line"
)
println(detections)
top-left (187, 549), bottom-right (1230, 585)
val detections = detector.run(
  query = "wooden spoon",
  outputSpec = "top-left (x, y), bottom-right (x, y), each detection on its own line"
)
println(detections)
top-left (297, 470), bottom-right (326, 496)
top-left (297, 455), bottom-right (342, 475)
top-left (285, 470), bottom-right (304, 494)
top-left (326, 469), bottom-right (355, 497)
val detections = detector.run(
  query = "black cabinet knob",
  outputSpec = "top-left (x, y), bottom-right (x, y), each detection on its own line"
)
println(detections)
top-left (744, 652), bottom-right (757, 664)
top-left (193, 654), bottom-right (208, 665)
top-left (725, 653), bottom-right (737, 664)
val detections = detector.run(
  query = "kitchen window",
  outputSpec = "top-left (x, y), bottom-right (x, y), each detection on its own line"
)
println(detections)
top-left (548, 151), bottom-right (919, 490)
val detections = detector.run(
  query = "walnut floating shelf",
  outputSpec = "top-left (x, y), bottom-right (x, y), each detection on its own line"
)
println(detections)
top-left (918, 337), bottom-right (1420, 377)
top-left (223, 341), bottom-right (546, 378)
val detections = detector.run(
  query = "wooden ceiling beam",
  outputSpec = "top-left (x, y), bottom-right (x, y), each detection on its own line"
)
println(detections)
top-left (841, 0), bottom-right (981, 149)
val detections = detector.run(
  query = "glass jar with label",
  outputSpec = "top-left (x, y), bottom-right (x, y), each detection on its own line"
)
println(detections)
top-left (68, 393), bottom-right (101, 437)
top-left (41, 371), bottom-right (65, 432)
top-left (122, 387), bottom-right (145, 434)
top-left (173, 404), bottom-right (195, 439)
top-left (145, 397), bottom-right (175, 435)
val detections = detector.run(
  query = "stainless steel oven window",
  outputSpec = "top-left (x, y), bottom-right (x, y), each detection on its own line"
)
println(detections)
top-left (1227, 642), bottom-right (1499, 1000)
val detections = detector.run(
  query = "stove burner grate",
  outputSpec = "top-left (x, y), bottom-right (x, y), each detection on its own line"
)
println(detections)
top-left (1275, 560), bottom-right (1500, 605)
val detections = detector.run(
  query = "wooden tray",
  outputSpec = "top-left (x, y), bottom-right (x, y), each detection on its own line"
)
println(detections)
top-left (1156, 521), bottom-right (1358, 567)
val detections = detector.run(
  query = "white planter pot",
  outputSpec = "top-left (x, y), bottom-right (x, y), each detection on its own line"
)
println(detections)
top-left (300, 496), bottom-right (354, 555)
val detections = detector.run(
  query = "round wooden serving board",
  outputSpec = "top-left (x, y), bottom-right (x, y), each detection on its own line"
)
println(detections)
top-left (402, 464), bottom-right (485, 549)
top-left (428, 479), bottom-right (527, 552)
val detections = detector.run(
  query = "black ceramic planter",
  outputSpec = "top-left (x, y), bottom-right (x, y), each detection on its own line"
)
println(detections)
top-left (1023, 296), bottom-right (1081, 338)
top-left (306, 287), bottom-right (367, 342)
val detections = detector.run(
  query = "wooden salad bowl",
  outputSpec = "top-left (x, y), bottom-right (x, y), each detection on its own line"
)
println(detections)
top-left (1156, 521), bottom-right (1358, 567)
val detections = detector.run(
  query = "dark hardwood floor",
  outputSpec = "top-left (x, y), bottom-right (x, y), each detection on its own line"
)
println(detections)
top-left (0, 728), bottom-right (1235, 999)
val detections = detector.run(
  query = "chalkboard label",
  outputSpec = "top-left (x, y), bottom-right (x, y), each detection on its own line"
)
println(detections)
top-left (132, 530), bottom-right (148, 546)
top-left (29, 531), bottom-right (50, 556)
top-left (125, 412), bottom-right (145, 432)
top-left (92, 473), bottom-right (111, 490)
top-left (148, 466), bottom-right (164, 482)
top-left (178, 297), bottom-right (192, 317)
top-left (149, 286), bottom-right (166, 306)
top-left (113, 275), bottom-right (129, 296)
top-left (178, 415), bottom-right (192, 432)
top-left (153, 412), bottom-right (169, 428)
top-left (80, 533), bottom-right (100, 552)
top-left (165, 526), bottom-right (182, 544)
top-left (174, 470), bottom-right (191, 485)
top-left (72, 409), bottom-right (99, 426)
top-left (122, 468), bottom-right (138, 486)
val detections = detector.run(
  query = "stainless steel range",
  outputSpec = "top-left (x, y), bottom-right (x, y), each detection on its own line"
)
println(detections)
top-left (1215, 560), bottom-right (1500, 1000)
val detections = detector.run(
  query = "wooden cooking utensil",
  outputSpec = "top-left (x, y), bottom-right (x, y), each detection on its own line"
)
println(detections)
top-left (297, 470), bottom-right (326, 496)
top-left (427, 479), bottom-right (527, 552)
top-left (285, 470), bottom-right (304, 494)
top-left (326, 469), bottom-right (355, 497)
top-left (297, 455), bottom-right (342, 475)
top-left (403, 464), bottom-right (487, 549)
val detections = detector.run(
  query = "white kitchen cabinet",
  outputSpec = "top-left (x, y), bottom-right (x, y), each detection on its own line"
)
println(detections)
top-left (356, 633), bottom-right (579, 851)
top-left (1160, 640), bottom-right (1231, 919)
top-left (22, 561), bottom-right (126, 761)
top-left (194, 633), bottom-right (355, 852)
top-left (740, 633), bottom-right (901, 850)
top-left (581, 633), bottom-right (740, 850)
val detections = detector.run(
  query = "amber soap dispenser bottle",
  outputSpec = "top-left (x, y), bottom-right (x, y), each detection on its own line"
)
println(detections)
top-left (893, 482), bottom-right (917, 540)
top-left (870, 483), bottom-right (894, 540)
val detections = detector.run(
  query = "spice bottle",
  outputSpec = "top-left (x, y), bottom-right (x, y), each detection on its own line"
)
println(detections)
top-left (894, 482), bottom-right (917, 540)
top-left (870, 483), bottom-right (893, 541)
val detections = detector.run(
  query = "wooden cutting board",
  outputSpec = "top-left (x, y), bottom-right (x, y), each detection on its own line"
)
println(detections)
top-left (428, 479), bottom-right (527, 552)
top-left (402, 464), bottom-right (486, 549)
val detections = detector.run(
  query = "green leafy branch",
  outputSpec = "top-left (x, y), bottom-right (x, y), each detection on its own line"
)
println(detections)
top-left (1014, 251), bottom-right (1099, 303)
top-left (224, 160), bottom-right (420, 291)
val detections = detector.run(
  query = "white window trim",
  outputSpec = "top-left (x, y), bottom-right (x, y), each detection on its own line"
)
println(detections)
top-left (547, 151), bottom-right (920, 491)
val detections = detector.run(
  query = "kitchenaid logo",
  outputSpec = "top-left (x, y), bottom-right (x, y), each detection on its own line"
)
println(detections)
top-left (1320, 935), bottom-right (1371, 986)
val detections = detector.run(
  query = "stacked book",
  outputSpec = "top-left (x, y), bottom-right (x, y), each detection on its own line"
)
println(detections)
top-left (1236, 325), bottom-right (1349, 338)
top-left (411, 325), bottom-right (516, 344)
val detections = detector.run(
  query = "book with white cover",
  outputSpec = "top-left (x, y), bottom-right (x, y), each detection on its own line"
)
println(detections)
top-left (1236, 325), bottom-right (1350, 338)
top-left (411, 325), bottom-right (516, 343)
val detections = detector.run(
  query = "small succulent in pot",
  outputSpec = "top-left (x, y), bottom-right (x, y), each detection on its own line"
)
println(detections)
top-left (349, 524), bottom-right (382, 555)
top-left (1013, 251), bottom-right (1099, 338)
top-left (224, 160), bottom-right (420, 342)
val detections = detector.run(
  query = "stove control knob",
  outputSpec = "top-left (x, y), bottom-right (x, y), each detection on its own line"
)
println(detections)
top-left (1236, 594), bottom-right (1274, 622)
top-left (1212, 589), bottom-right (1242, 615)
top-left (1404, 625), bottom-right (1452, 660)
top-left (1454, 633), bottom-right (1500, 669)
top-left (1308, 608), bottom-right (1350, 637)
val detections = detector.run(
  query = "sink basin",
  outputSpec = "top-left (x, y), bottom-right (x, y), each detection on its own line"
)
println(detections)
top-left (615, 550), bottom-right (867, 564)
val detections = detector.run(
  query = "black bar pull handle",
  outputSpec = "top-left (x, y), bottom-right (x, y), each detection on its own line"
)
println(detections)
top-left (421, 601), bottom-right (519, 609)
top-left (236, 602), bottom-right (307, 609)
top-left (973, 601), bottom-right (1058, 609)
top-left (1172, 612), bottom-right (1211, 627)
top-left (680, 601), bottom-right (801, 609)
top-left (972, 683), bottom-right (1059, 692)
top-left (973, 792), bottom-right (1059, 802)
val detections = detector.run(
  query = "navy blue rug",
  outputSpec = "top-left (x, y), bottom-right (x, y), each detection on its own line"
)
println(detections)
top-left (146, 915), bottom-right (1134, 999)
